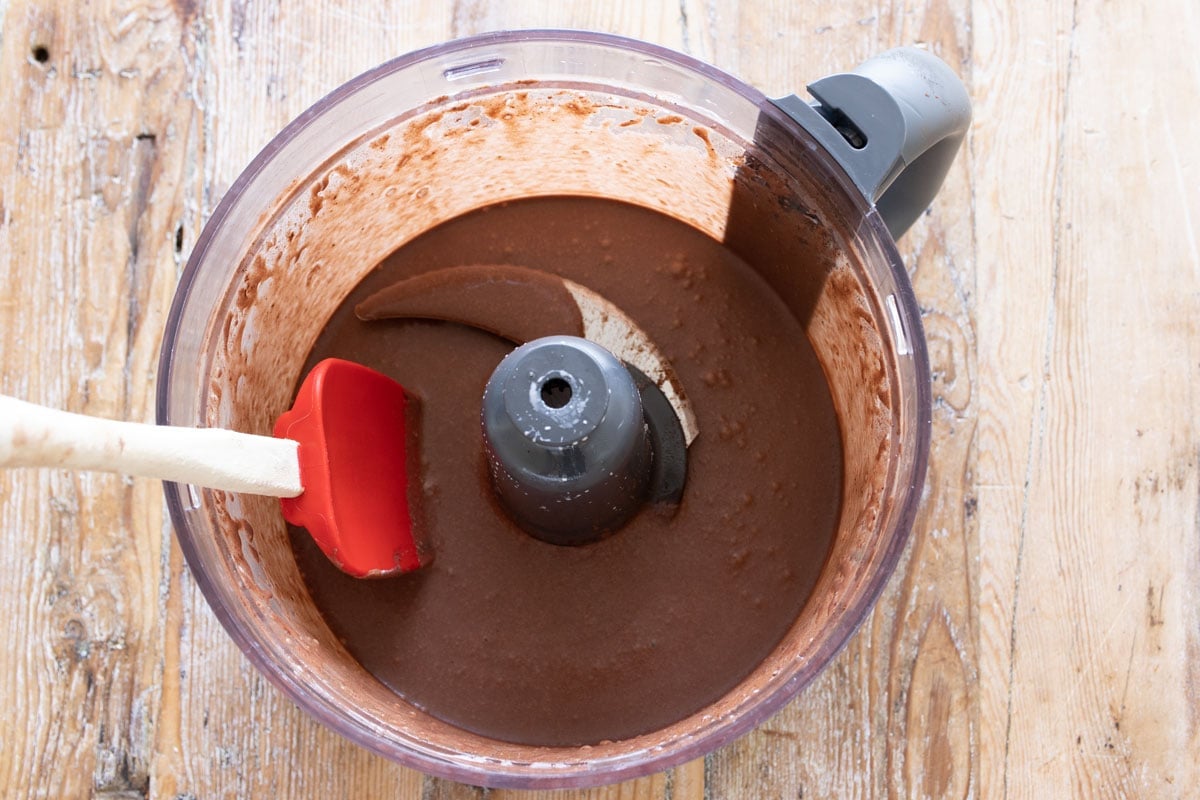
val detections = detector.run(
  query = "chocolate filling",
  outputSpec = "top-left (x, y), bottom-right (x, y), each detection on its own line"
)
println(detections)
top-left (288, 195), bottom-right (843, 746)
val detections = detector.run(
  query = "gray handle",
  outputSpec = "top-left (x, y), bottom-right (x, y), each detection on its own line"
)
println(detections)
top-left (772, 47), bottom-right (971, 239)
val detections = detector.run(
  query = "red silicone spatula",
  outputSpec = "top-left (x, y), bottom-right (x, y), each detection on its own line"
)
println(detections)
top-left (275, 358), bottom-right (427, 577)
top-left (0, 358), bottom-right (426, 578)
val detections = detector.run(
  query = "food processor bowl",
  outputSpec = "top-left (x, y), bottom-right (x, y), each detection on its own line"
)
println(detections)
top-left (157, 30), bottom-right (962, 788)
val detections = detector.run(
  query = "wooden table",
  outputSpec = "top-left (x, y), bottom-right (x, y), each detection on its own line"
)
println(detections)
top-left (1, 1), bottom-right (1196, 797)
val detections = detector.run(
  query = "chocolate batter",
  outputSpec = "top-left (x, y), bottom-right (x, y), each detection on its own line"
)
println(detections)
top-left (289, 196), bottom-right (843, 746)
top-left (356, 263), bottom-right (585, 343)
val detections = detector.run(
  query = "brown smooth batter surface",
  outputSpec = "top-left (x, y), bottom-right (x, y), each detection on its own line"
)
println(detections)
top-left (356, 263), bottom-right (585, 343)
top-left (289, 196), bottom-right (843, 746)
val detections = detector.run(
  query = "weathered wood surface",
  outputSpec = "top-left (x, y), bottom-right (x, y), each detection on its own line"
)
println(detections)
top-left (0, 0), bottom-right (1196, 797)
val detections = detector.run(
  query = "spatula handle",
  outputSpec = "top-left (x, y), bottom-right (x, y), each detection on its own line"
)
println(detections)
top-left (0, 395), bottom-right (302, 497)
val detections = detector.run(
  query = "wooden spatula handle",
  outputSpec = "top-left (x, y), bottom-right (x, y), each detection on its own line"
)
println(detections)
top-left (0, 395), bottom-right (302, 497)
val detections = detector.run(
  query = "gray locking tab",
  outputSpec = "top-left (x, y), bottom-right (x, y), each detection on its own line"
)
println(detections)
top-left (772, 47), bottom-right (971, 238)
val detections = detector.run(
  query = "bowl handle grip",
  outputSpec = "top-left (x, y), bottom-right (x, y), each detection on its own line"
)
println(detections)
top-left (772, 47), bottom-right (971, 239)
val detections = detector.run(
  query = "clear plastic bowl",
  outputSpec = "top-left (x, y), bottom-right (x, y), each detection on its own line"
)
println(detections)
top-left (156, 30), bottom-right (929, 789)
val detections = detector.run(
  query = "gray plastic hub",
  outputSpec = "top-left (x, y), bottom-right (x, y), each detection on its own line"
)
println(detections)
top-left (482, 335), bottom-right (652, 546)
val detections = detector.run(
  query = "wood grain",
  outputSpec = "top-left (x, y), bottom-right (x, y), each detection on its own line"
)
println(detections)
top-left (973, 0), bottom-right (1200, 795)
top-left (0, 0), bottom-right (1196, 798)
